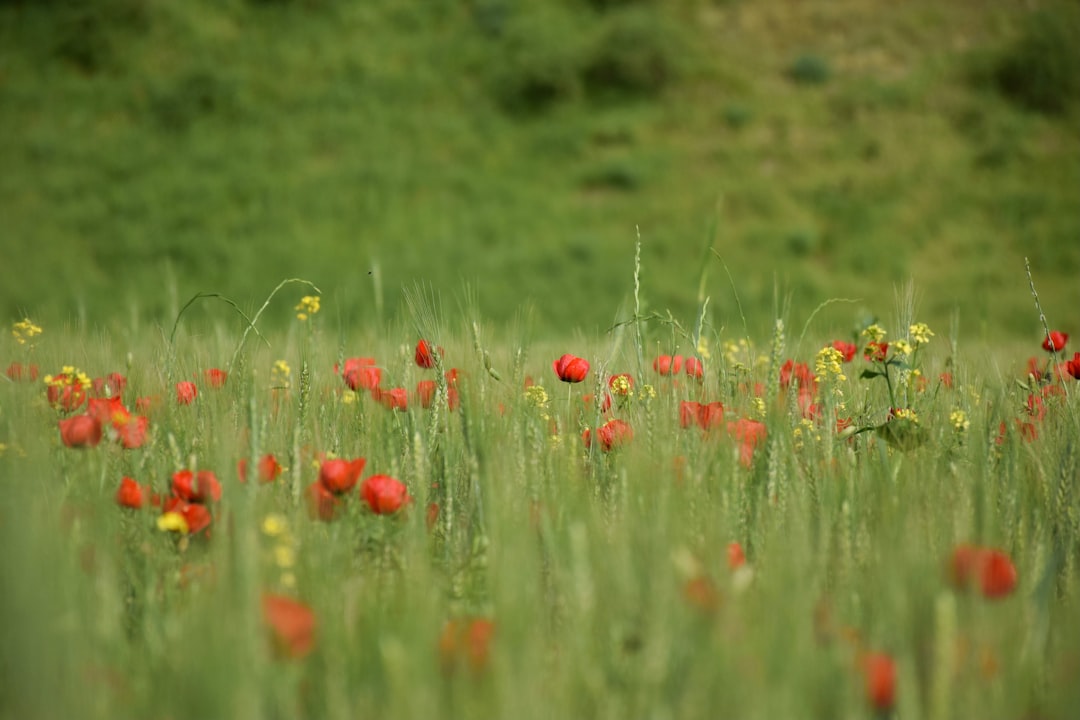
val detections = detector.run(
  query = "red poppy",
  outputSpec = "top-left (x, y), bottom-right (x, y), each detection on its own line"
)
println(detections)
top-left (306, 481), bottom-right (341, 521)
top-left (728, 418), bottom-right (767, 467)
top-left (780, 360), bottom-right (814, 390)
top-left (319, 457), bottom-right (366, 494)
top-left (679, 401), bottom-right (702, 429)
top-left (204, 368), bottom-right (227, 388)
top-left (135, 395), bottom-right (162, 414)
top-left (5, 362), bottom-right (39, 381)
top-left (116, 414), bottom-right (150, 449)
top-left (239, 453), bottom-right (283, 483)
top-left (59, 414), bottom-right (102, 448)
top-left (426, 502), bottom-right (440, 531)
top-left (171, 469), bottom-right (222, 504)
top-left (862, 652), bottom-right (896, 712)
top-left (831, 340), bottom-right (858, 363)
top-left (1042, 330), bottom-right (1068, 352)
top-left (949, 544), bottom-right (1018, 599)
top-left (864, 342), bottom-right (889, 362)
top-left (162, 498), bottom-right (212, 535)
top-left (939, 372), bottom-right (954, 388)
top-left (727, 541), bottom-right (746, 570)
top-left (360, 474), bottom-right (411, 515)
top-left (417, 380), bottom-right (437, 408)
top-left (439, 617), bottom-right (495, 675)
top-left (115, 477), bottom-right (144, 509)
top-left (263, 593), bottom-right (317, 659)
top-left (87, 396), bottom-right (128, 427)
top-left (684, 357), bottom-right (704, 379)
top-left (553, 354), bottom-right (590, 383)
top-left (1067, 352), bottom-right (1080, 380)
top-left (176, 381), bottom-right (197, 405)
top-left (415, 339), bottom-right (442, 369)
top-left (1025, 393), bottom-right (1046, 421)
top-left (653, 355), bottom-right (683, 376)
top-left (583, 418), bottom-right (633, 452)
top-left (375, 387), bottom-right (408, 411)
top-left (47, 373), bottom-right (89, 412)
top-left (340, 357), bottom-right (381, 392)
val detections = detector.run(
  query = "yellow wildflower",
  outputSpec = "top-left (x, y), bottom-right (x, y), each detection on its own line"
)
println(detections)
top-left (909, 323), bottom-right (934, 347)
top-left (157, 512), bottom-right (190, 534)
top-left (862, 324), bottom-right (887, 343)
top-left (892, 340), bottom-right (913, 357)
top-left (950, 410), bottom-right (970, 432)
top-left (696, 336), bottom-right (711, 360)
top-left (525, 384), bottom-right (549, 409)
top-left (261, 514), bottom-right (289, 537)
top-left (273, 545), bottom-right (296, 569)
top-left (12, 318), bottom-right (43, 346)
top-left (294, 295), bottom-right (320, 321)
top-left (814, 346), bottom-right (847, 383)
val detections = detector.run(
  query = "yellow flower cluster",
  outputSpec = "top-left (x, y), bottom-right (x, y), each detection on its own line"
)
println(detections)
top-left (892, 339), bottom-right (913, 357)
top-left (609, 375), bottom-right (632, 397)
top-left (696, 336), bottom-right (711, 360)
top-left (949, 409), bottom-right (970, 432)
top-left (44, 365), bottom-right (91, 388)
top-left (157, 512), bottom-right (190, 534)
top-left (272, 359), bottom-right (291, 389)
top-left (261, 514), bottom-right (297, 590)
top-left (723, 338), bottom-right (752, 371)
top-left (751, 396), bottom-right (766, 419)
top-left (639, 383), bottom-right (657, 401)
top-left (909, 322), bottom-right (934, 347)
top-left (862, 324), bottom-right (887, 343)
top-left (12, 318), bottom-right (43, 346)
top-left (814, 346), bottom-right (847, 383)
top-left (525, 384), bottom-right (549, 409)
top-left (892, 407), bottom-right (919, 424)
top-left (295, 295), bottom-right (321, 321)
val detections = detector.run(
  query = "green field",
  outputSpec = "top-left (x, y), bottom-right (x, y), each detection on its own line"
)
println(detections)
top-left (1, 0), bottom-right (1078, 340)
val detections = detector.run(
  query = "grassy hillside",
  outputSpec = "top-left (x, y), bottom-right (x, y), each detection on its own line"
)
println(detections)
top-left (1, 0), bottom-right (1077, 340)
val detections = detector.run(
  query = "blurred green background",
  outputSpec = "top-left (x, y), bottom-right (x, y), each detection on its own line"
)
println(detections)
top-left (1, 0), bottom-right (1077, 340)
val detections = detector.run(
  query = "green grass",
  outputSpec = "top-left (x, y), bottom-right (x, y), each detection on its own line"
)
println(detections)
top-left (1, 273), bottom-right (1079, 718)
top-left (1, 0), bottom-right (1077, 340)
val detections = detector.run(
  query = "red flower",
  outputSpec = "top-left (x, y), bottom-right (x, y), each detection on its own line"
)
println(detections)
top-left (204, 368), bottom-right (227, 388)
top-left (653, 355), bottom-right (683, 376)
top-left (319, 457), bottom-right (366, 494)
top-left (862, 652), bottom-right (896, 712)
top-left (262, 593), bottom-right (317, 659)
top-left (1042, 330), bottom-right (1068, 352)
top-left (417, 380), bottom-right (436, 408)
top-left (939, 372), bottom-right (954, 388)
top-left (679, 401), bottom-right (702, 429)
top-left (239, 453), bottom-right (283, 483)
top-left (115, 477), bottom-right (144, 509)
top-left (59, 414), bottom-right (102, 448)
top-left (171, 469), bottom-right (222, 504)
top-left (1066, 352), bottom-right (1080, 380)
top-left (91, 372), bottom-right (127, 398)
top-left (360, 474), bottom-right (411, 515)
top-left (341, 357), bottom-right (381, 392)
top-left (1025, 393), bottom-right (1046, 421)
top-left (684, 357), bottom-right (704, 379)
top-left (87, 396), bottom-right (128, 427)
top-left (583, 418), bottom-right (633, 452)
top-left (608, 373), bottom-right (634, 395)
top-left (116, 414), bottom-right (149, 449)
top-left (864, 342), bottom-right (889, 362)
top-left (135, 395), bottom-right (162, 415)
top-left (5, 362), bottom-right (39, 382)
top-left (553, 354), bottom-right (590, 383)
top-left (375, 387), bottom-right (408, 411)
top-left (163, 498), bottom-right (213, 535)
top-left (728, 418), bottom-right (767, 467)
top-left (831, 340), bottom-right (857, 363)
top-left (176, 381), bottom-right (197, 405)
top-left (682, 575), bottom-right (720, 614)
top-left (949, 544), bottom-right (1018, 599)
top-left (680, 401), bottom-right (724, 430)
top-left (439, 618), bottom-right (495, 675)
top-left (780, 360), bottom-right (814, 390)
top-left (415, 339), bottom-right (442, 369)
top-left (46, 373), bottom-right (89, 412)
top-left (306, 481), bottom-right (341, 522)
top-left (727, 541), bottom-right (746, 570)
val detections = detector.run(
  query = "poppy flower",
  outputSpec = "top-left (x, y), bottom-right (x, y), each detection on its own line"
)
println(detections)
top-left (1066, 353), bottom-right (1080, 380)
top-left (415, 339), bottom-right (442, 369)
top-left (439, 617), bottom-right (495, 675)
top-left (115, 477), bottom-right (144, 509)
top-left (682, 575), bottom-right (720, 614)
top-left (59, 414), bottom-right (102, 448)
top-left (171, 469), bottom-right (222, 504)
top-left (262, 593), bottom-right (317, 659)
top-left (862, 652), bottom-right (896, 712)
top-left (653, 355), bottom-right (683, 375)
top-left (360, 474), bottom-right (411, 515)
top-left (417, 380), bottom-right (437, 408)
top-left (728, 418), bottom-right (767, 467)
top-left (780, 360), bottom-right (814, 390)
top-left (319, 457), bottom-right (366, 494)
top-left (727, 541), bottom-right (746, 570)
top-left (864, 342), bottom-right (889, 362)
top-left (239, 453), bottom-right (283, 483)
top-left (91, 372), bottom-right (127, 398)
top-left (161, 498), bottom-right (212, 535)
top-left (949, 544), bottom-right (1017, 599)
top-left (679, 401), bottom-right (702, 429)
top-left (684, 357), bottom-right (704, 379)
top-left (46, 371), bottom-right (89, 412)
top-left (87, 396), bottom-right (128, 427)
top-left (176, 381), bottom-right (197, 405)
top-left (5, 362), bottom-right (39, 381)
top-left (115, 414), bottom-right (150, 449)
top-left (340, 358), bottom-right (381, 392)
top-left (375, 387), bottom-right (408, 411)
top-left (553, 354), bottom-right (590, 383)
top-left (204, 368), bottom-right (227, 388)
top-left (1042, 330), bottom-right (1068, 352)
top-left (583, 418), bottom-right (633, 452)
top-left (306, 481), bottom-right (341, 522)
top-left (831, 340), bottom-right (858, 363)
